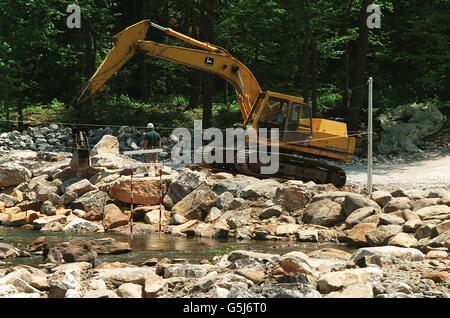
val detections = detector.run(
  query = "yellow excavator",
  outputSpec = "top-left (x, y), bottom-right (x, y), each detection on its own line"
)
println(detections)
top-left (72, 20), bottom-right (356, 187)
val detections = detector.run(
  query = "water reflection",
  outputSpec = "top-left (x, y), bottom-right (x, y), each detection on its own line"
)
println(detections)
top-left (0, 226), bottom-right (354, 266)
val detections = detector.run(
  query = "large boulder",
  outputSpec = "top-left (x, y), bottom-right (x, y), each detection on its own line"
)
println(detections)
top-left (102, 204), bottom-right (129, 230)
top-left (211, 178), bottom-right (253, 196)
top-left (383, 197), bottom-right (413, 213)
top-left (345, 207), bottom-right (380, 228)
top-left (91, 135), bottom-right (119, 156)
top-left (274, 181), bottom-right (313, 212)
top-left (350, 246), bottom-right (425, 264)
top-left (171, 183), bottom-right (217, 221)
top-left (63, 218), bottom-right (104, 233)
top-left (365, 225), bottom-right (403, 246)
top-left (0, 163), bottom-right (32, 188)
top-left (302, 199), bottom-right (343, 227)
top-left (415, 205), bottom-right (450, 221)
top-left (109, 176), bottom-right (171, 206)
top-left (342, 193), bottom-right (380, 216)
top-left (387, 233), bottom-right (418, 248)
top-left (65, 179), bottom-right (97, 197)
top-left (48, 266), bottom-right (81, 298)
top-left (317, 267), bottom-right (382, 294)
top-left (163, 168), bottom-right (206, 208)
top-left (70, 190), bottom-right (109, 217)
top-left (62, 241), bottom-right (98, 263)
top-left (339, 223), bottom-right (377, 246)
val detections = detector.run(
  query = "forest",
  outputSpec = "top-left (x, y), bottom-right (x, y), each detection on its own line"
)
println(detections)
top-left (0, 0), bottom-right (449, 133)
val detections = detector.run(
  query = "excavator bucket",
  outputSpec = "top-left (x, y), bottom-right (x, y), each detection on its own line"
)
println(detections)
top-left (76, 20), bottom-right (151, 104)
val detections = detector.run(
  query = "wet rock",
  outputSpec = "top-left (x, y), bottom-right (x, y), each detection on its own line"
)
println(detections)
top-left (262, 283), bottom-right (321, 298)
top-left (371, 191), bottom-right (392, 208)
top-left (388, 232), bottom-right (418, 248)
top-left (318, 267), bottom-right (382, 294)
top-left (102, 204), bottom-right (129, 230)
top-left (88, 238), bottom-right (132, 255)
top-left (215, 192), bottom-right (234, 210)
top-left (302, 199), bottom-right (342, 227)
top-left (351, 246), bottom-right (424, 264)
top-left (383, 197), bottom-right (413, 213)
top-left (26, 236), bottom-right (48, 254)
top-left (109, 176), bottom-right (170, 206)
top-left (240, 179), bottom-right (281, 200)
top-left (0, 163), bottom-right (32, 188)
top-left (117, 283), bottom-right (143, 298)
top-left (366, 225), bottom-right (403, 246)
top-left (163, 168), bottom-right (206, 208)
top-left (171, 183), bottom-right (217, 221)
top-left (51, 240), bottom-right (98, 263)
top-left (63, 218), bottom-right (104, 233)
top-left (259, 206), bottom-right (283, 220)
top-left (41, 201), bottom-right (56, 216)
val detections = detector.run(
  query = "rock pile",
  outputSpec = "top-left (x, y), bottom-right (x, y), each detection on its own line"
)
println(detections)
top-left (0, 243), bottom-right (448, 298)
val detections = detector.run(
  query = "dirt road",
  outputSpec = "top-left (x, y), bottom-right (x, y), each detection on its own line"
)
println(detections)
top-left (340, 153), bottom-right (450, 190)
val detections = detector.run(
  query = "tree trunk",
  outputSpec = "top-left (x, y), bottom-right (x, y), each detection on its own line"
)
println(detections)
top-left (199, 0), bottom-right (216, 128)
top-left (83, 19), bottom-right (96, 79)
top-left (347, 0), bottom-right (372, 132)
top-left (311, 37), bottom-right (318, 117)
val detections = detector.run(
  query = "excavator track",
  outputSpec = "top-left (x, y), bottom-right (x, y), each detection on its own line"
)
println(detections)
top-left (206, 149), bottom-right (347, 188)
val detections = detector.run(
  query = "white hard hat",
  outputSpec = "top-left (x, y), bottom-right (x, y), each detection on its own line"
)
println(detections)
top-left (147, 123), bottom-right (154, 129)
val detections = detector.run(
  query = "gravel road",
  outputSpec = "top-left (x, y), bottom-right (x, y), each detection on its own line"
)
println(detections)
top-left (338, 152), bottom-right (450, 190)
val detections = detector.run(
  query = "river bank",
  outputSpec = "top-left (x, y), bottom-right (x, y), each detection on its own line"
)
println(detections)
top-left (0, 134), bottom-right (449, 298)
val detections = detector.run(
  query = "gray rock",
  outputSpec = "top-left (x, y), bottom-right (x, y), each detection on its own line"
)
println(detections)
top-left (342, 193), bottom-right (380, 216)
top-left (259, 206), bottom-right (283, 219)
top-left (239, 179), bottom-right (281, 200)
top-left (0, 163), bottom-right (32, 188)
top-left (350, 246), bottom-right (425, 264)
top-left (212, 178), bottom-right (253, 196)
top-left (303, 199), bottom-right (343, 227)
top-left (163, 168), bottom-right (206, 208)
top-left (228, 250), bottom-right (280, 263)
top-left (215, 191), bottom-right (234, 210)
top-left (366, 225), bottom-right (403, 246)
top-left (205, 207), bottom-right (222, 222)
top-left (41, 201), bottom-right (56, 216)
top-left (163, 264), bottom-right (211, 279)
top-left (227, 285), bottom-right (262, 298)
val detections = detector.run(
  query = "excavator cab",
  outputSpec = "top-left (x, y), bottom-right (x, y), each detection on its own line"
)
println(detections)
top-left (247, 91), bottom-right (313, 145)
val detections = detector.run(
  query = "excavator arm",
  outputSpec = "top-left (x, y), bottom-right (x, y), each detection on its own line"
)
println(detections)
top-left (75, 20), bottom-right (261, 121)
